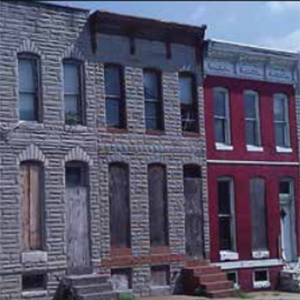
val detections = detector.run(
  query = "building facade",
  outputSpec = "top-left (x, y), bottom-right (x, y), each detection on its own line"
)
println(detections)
top-left (204, 40), bottom-right (300, 291)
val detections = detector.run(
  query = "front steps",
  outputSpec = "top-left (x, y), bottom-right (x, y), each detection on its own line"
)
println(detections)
top-left (280, 262), bottom-right (300, 293)
top-left (182, 262), bottom-right (235, 298)
top-left (53, 274), bottom-right (116, 300)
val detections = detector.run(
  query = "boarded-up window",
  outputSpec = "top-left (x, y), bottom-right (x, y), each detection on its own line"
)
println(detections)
top-left (20, 162), bottom-right (43, 251)
top-left (148, 164), bottom-right (168, 247)
top-left (217, 178), bottom-right (235, 251)
top-left (109, 163), bottom-right (130, 248)
top-left (250, 178), bottom-right (268, 251)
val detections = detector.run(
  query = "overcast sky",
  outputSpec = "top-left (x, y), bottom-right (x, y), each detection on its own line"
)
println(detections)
top-left (50, 1), bottom-right (300, 52)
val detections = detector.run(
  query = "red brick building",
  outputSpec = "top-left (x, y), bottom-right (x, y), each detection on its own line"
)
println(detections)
top-left (204, 40), bottom-right (300, 291)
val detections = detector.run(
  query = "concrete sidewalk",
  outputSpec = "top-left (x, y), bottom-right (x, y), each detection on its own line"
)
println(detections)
top-left (141, 292), bottom-right (300, 300)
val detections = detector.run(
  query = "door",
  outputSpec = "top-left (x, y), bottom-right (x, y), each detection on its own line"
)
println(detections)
top-left (184, 171), bottom-right (204, 260)
top-left (280, 203), bottom-right (293, 262)
top-left (66, 164), bottom-right (91, 275)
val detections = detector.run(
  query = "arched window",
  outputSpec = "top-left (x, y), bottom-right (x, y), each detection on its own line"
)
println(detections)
top-left (20, 161), bottom-right (44, 251)
top-left (109, 162), bottom-right (131, 248)
top-left (18, 53), bottom-right (42, 122)
top-left (63, 59), bottom-right (85, 125)
top-left (148, 164), bottom-right (168, 246)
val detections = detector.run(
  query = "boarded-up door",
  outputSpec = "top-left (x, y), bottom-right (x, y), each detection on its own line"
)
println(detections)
top-left (66, 164), bottom-right (91, 275)
top-left (184, 176), bottom-right (204, 260)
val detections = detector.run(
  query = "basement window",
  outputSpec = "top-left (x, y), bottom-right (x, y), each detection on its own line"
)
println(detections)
top-left (253, 269), bottom-right (270, 289)
top-left (227, 271), bottom-right (238, 288)
top-left (22, 273), bottom-right (46, 291)
top-left (151, 265), bottom-right (170, 287)
top-left (111, 268), bottom-right (132, 291)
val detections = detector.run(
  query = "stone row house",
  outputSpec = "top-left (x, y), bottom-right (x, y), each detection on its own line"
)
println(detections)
top-left (0, 1), bottom-right (299, 300)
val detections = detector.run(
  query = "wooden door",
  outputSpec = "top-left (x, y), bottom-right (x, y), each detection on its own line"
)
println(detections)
top-left (184, 177), bottom-right (204, 260)
top-left (66, 187), bottom-right (91, 275)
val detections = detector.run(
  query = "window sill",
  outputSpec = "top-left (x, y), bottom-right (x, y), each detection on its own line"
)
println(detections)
top-left (247, 145), bottom-right (264, 152)
top-left (220, 251), bottom-right (239, 261)
top-left (276, 146), bottom-right (292, 153)
top-left (64, 124), bottom-right (87, 132)
top-left (215, 143), bottom-right (234, 151)
top-left (146, 130), bottom-right (165, 136)
top-left (22, 291), bottom-right (47, 298)
top-left (253, 280), bottom-right (271, 289)
top-left (107, 127), bottom-right (128, 134)
top-left (21, 251), bottom-right (48, 263)
top-left (183, 131), bottom-right (200, 137)
top-left (19, 121), bottom-right (44, 130)
top-left (252, 250), bottom-right (270, 259)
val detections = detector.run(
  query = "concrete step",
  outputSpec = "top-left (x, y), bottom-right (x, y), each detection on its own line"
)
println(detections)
top-left (202, 280), bottom-right (233, 292)
top-left (78, 291), bottom-right (116, 300)
top-left (206, 288), bottom-right (235, 298)
top-left (67, 274), bottom-right (109, 286)
top-left (75, 282), bottom-right (113, 295)
top-left (199, 272), bottom-right (228, 284)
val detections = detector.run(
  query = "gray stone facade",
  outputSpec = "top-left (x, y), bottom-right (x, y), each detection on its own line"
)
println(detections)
top-left (0, 1), bottom-right (208, 299)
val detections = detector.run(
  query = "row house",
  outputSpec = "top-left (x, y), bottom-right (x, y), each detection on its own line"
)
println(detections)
top-left (204, 40), bottom-right (300, 291)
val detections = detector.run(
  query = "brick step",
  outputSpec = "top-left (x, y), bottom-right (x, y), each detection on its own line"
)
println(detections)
top-left (206, 288), bottom-right (235, 298)
top-left (66, 274), bottom-right (109, 286)
top-left (193, 266), bottom-right (222, 276)
top-left (199, 272), bottom-right (228, 283)
top-left (185, 260), bottom-right (209, 268)
top-left (201, 280), bottom-right (233, 292)
top-left (75, 282), bottom-right (113, 295)
top-left (78, 291), bottom-right (116, 300)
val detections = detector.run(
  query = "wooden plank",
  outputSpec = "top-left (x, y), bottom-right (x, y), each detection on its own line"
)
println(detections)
top-left (148, 165), bottom-right (168, 247)
top-left (184, 177), bottom-right (204, 260)
top-left (20, 164), bottom-right (30, 251)
top-left (250, 178), bottom-right (268, 250)
top-left (29, 164), bottom-right (41, 250)
top-left (109, 164), bottom-right (130, 248)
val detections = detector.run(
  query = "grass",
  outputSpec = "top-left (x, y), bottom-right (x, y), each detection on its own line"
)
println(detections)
top-left (118, 292), bottom-right (136, 300)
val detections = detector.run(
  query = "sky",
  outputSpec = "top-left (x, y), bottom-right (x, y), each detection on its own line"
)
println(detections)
top-left (50, 1), bottom-right (300, 52)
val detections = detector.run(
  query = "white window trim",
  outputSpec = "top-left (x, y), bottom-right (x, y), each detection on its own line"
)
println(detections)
top-left (246, 145), bottom-right (264, 152)
top-left (220, 250), bottom-right (239, 261)
top-left (214, 87), bottom-right (232, 146)
top-left (244, 90), bottom-right (262, 147)
top-left (252, 250), bottom-right (270, 259)
top-left (253, 269), bottom-right (271, 289)
top-left (22, 291), bottom-right (47, 298)
top-left (274, 93), bottom-right (291, 149)
top-left (216, 143), bottom-right (234, 151)
top-left (21, 251), bottom-right (48, 263)
top-left (218, 177), bottom-right (237, 253)
top-left (276, 146), bottom-right (292, 153)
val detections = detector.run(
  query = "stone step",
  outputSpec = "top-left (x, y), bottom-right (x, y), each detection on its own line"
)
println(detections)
top-left (75, 282), bottom-right (113, 295)
top-left (202, 280), bottom-right (233, 292)
top-left (78, 291), bottom-right (116, 300)
top-left (206, 288), bottom-right (235, 298)
top-left (66, 274), bottom-right (109, 286)
top-left (199, 272), bottom-right (228, 284)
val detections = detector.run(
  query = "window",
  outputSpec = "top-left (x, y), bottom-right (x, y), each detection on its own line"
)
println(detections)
top-left (109, 163), bottom-right (130, 248)
top-left (244, 91), bottom-right (261, 147)
top-left (22, 273), bottom-right (46, 291)
top-left (217, 178), bottom-right (235, 251)
top-left (148, 164), bottom-right (168, 247)
top-left (250, 178), bottom-right (268, 252)
top-left (273, 94), bottom-right (290, 148)
top-left (213, 88), bottom-right (231, 145)
top-left (279, 179), bottom-right (292, 196)
top-left (104, 64), bottom-right (126, 128)
top-left (20, 162), bottom-right (44, 251)
top-left (253, 269), bottom-right (270, 289)
top-left (63, 59), bottom-right (84, 125)
top-left (18, 53), bottom-right (41, 121)
top-left (151, 266), bottom-right (170, 287)
top-left (179, 73), bottom-right (198, 132)
top-left (143, 69), bottom-right (164, 131)
top-left (111, 268), bottom-right (132, 291)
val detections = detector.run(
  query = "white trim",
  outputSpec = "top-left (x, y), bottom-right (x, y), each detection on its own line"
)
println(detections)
top-left (220, 251), bottom-right (239, 261)
top-left (214, 259), bottom-right (283, 270)
top-left (215, 143), bottom-right (234, 151)
top-left (276, 146), bottom-right (293, 153)
top-left (21, 251), bottom-right (48, 263)
top-left (253, 280), bottom-right (271, 289)
top-left (21, 291), bottom-right (47, 298)
top-left (246, 145), bottom-right (264, 152)
top-left (207, 159), bottom-right (299, 166)
top-left (252, 250), bottom-right (270, 259)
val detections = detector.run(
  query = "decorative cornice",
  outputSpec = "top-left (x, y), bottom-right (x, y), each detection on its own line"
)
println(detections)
top-left (63, 146), bottom-right (93, 167)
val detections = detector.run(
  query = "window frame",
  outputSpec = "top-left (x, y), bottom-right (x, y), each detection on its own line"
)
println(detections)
top-left (273, 93), bottom-right (290, 149)
top-left (143, 68), bottom-right (164, 131)
top-left (17, 52), bottom-right (42, 122)
top-left (179, 72), bottom-right (199, 133)
top-left (63, 58), bottom-right (85, 125)
top-left (252, 269), bottom-right (270, 289)
top-left (213, 87), bottom-right (231, 146)
top-left (244, 90), bottom-right (261, 147)
top-left (217, 177), bottom-right (236, 252)
top-left (104, 63), bottom-right (126, 129)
